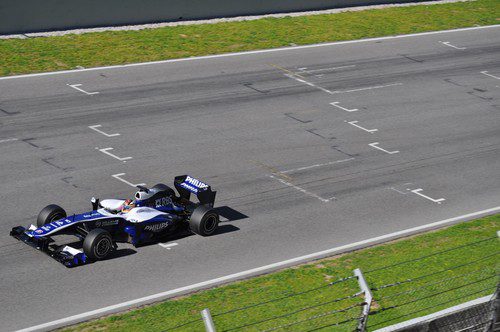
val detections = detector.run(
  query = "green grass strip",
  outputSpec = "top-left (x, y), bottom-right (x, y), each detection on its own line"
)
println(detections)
top-left (62, 214), bottom-right (499, 332)
top-left (1, 0), bottom-right (500, 77)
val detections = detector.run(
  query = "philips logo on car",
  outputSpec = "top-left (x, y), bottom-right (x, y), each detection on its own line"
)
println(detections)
top-left (144, 222), bottom-right (169, 232)
top-left (181, 176), bottom-right (208, 193)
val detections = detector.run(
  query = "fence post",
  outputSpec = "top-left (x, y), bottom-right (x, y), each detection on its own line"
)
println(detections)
top-left (201, 308), bottom-right (216, 332)
top-left (354, 268), bottom-right (373, 332)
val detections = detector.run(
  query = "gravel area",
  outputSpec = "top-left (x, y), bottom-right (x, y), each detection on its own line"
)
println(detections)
top-left (0, 0), bottom-right (474, 39)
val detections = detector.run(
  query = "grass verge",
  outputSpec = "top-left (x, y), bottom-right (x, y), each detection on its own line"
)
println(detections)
top-left (62, 214), bottom-right (499, 331)
top-left (1, 0), bottom-right (500, 77)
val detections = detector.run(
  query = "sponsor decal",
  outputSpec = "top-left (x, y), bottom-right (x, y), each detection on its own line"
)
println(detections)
top-left (155, 197), bottom-right (172, 207)
top-left (180, 182), bottom-right (199, 193)
top-left (95, 219), bottom-right (120, 227)
top-left (185, 176), bottom-right (208, 189)
top-left (83, 212), bottom-right (102, 218)
top-left (144, 222), bottom-right (169, 232)
top-left (35, 229), bottom-right (43, 234)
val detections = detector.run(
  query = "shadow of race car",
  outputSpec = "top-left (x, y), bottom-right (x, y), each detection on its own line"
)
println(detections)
top-left (10, 175), bottom-right (219, 267)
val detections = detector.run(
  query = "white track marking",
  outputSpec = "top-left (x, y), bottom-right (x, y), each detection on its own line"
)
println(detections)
top-left (480, 71), bottom-right (500, 80)
top-left (369, 142), bottom-right (399, 154)
top-left (330, 82), bottom-right (402, 94)
top-left (330, 102), bottom-right (358, 112)
top-left (296, 65), bottom-right (355, 75)
top-left (0, 138), bottom-right (18, 143)
top-left (158, 243), bottom-right (178, 250)
top-left (17, 205), bottom-right (500, 332)
top-left (112, 173), bottom-right (146, 187)
top-left (281, 158), bottom-right (354, 173)
top-left (389, 187), bottom-right (408, 195)
top-left (345, 120), bottom-right (378, 133)
top-left (439, 41), bottom-right (466, 50)
top-left (67, 84), bottom-right (99, 95)
top-left (284, 73), bottom-right (334, 94)
top-left (1, 25), bottom-right (498, 81)
top-left (285, 73), bottom-right (400, 96)
top-left (268, 175), bottom-right (333, 202)
top-left (88, 125), bottom-right (120, 137)
top-left (98, 147), bottom-right (132, 162)
top-left (409, 188), bottom-right (446, 204)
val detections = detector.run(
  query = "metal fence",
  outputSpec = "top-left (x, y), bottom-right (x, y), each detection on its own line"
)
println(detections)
top-left (165, 235), bottom-right (498, 331)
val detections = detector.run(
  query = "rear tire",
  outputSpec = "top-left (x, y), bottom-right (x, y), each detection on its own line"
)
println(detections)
top-left (189, 206), bottom-right (219, 236)
top-left (83, 228), bottom-right (114, 260)
top-left (152, 183), bottom-right (176, 198)
top-left (37, 204), bottom-right (67, 228)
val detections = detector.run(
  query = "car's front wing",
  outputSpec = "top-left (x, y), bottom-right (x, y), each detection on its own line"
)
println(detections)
top-left (10, 226), bottom-right (88, 268)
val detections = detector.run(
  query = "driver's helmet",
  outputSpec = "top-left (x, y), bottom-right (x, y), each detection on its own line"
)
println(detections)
top-left (121, 199), bottom-right (136, 213)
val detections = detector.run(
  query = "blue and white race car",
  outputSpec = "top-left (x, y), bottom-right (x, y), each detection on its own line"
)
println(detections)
top-left (10, 175), bottom-right (219, 267)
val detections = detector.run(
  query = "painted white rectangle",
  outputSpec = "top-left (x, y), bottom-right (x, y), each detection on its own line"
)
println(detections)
top-left (411, 188), bottom-right (445, 204)
top-left (89, 125), bottom-right (120, 137)
top-left (68, 84), bottom-right (99, 95)
top-left (346, 120), bottom-right (378, 133)
top-left (330, 102), bottom-right (358, 112)
top-left (480, 71), bottom-right (500, 80)
top-left (112, 173), bottom-right (145, 187)
top-left (369, 142), bottom-right (399, 154)
top-left (98, 147), bottom-right (132, 162)
top-left (439, 41), bottom-right (466, 50)
top-left (159, 243), bottom-right (178, 250)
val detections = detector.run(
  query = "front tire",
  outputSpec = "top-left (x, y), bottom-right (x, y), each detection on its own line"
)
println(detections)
top-left (189, 206), bottom-right (219, 236)
top-left (83, 228), bottom-right (114, 260)
top-left (37, 204), bottom-right (67, 228)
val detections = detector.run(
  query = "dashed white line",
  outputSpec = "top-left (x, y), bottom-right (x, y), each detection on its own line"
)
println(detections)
top-left (369, 142), bottom-right (399, 154)
top-left (159, 243), bottom-right (178, 250)
top-left (268, 175), bottom-right (333, 202)
top-left (281, 158), bottom-right (355, 174)
top-left (112, 173), bottom-right (146, 187)
top-left (98, 147), bottom-right (132, 162)
top-left (346, 120), bottom-right (378, 133)
top-left (68, 84), bottom-right (99, 95)
top-left (330, 102), bottom-right (358, 112)
top-left (410, 188), bottom-right (446, 204)
top-left (439, 41), bottom-right (466, 50)
top-left (89, 125), bottom-right (120, 137)
top-left (0, 138), bottom-right (18, 143)
top-left (480, 71), bottom-right (500, 80)
top-left (330, 83), bottom-right (402, 94)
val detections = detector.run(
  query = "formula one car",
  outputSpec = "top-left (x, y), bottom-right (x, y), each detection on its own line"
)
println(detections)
top-left (10, 175), bottom-right (219, 267)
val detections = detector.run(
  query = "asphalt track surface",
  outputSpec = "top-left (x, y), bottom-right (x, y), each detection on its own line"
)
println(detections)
top-left (0, 26), bottom-right (499, 331)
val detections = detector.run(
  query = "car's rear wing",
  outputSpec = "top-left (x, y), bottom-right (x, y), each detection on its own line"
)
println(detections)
top-left (174, 175), bottom-right (216, 207)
